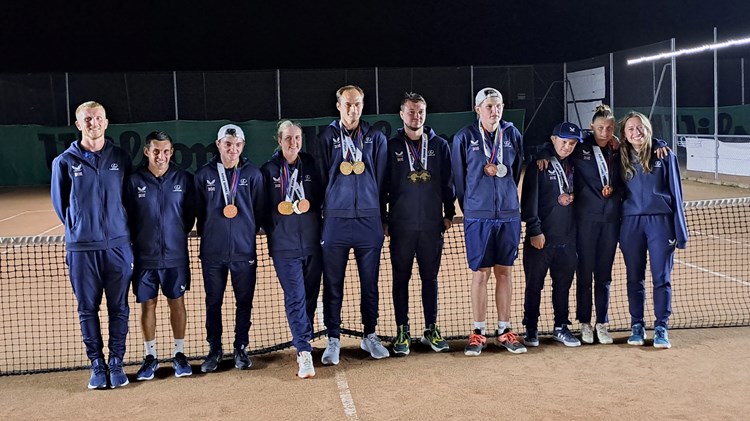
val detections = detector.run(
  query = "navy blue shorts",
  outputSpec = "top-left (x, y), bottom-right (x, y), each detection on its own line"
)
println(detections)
top-left (132, 266), bottom-right (191, 303)
top-left (464, 218), bottom-right (521, 271)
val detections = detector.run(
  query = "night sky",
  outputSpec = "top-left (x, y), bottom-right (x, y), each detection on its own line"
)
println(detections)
top-left (2, 0), bottom-right (748, 72)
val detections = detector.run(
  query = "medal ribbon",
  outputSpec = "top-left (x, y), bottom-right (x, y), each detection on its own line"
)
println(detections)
top-left (480, 125), bottom-right (504, 166)
top-left (550, 157), bottom-right (572, 195)
top-left (340, 121), bottom-right (363, 163)
top-left (404, 133), bottom-right (429, 172)
top-left (281, 159), bottom-right (306, 202)
top-left (217, 162), bottom-right (239, 206)
top-left (592, 145), bottom-right (611, 188)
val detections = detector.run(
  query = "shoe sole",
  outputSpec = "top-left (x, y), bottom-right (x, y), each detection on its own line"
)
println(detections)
top-left (321, 359), bottom-right (339, 365)
top-left (235, 364), bottom-right (252, 370)
top-left (110, 379), bottom-right (129, 389)
top-left (653, 343), bottom-right (672, 349)
top-left (393, 348), bottom-right (410, 356)
top-left (87, 383), bottom-right (107, 390)
top-left (523, 339), bottom-right (539, 347)
top-left (581, 336), bottom-right (594, 344)
top-left (464, 350), bottom-right (482, 356)
top-left (597, 338), bottom-right (614, 345)
top-left (421, 338), bottom-right (449, 352)
top-left (360, 343), bottom-right (390, 359)
top-left (298, 371), bottom-right (316, 379)
top-left (174, 371), bottom-right (193, 377)
top-left (552, 337), bottom-right (581, 347)
top-left (627, 339), bottom-right (645, 346)
top-left (136, 373), bottom-right (155, 381)
top-left (496, 341), bottom-right (528, 354)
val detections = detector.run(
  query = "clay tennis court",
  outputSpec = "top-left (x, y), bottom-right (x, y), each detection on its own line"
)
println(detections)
top-left (1, 179), bottom-right (749, 420)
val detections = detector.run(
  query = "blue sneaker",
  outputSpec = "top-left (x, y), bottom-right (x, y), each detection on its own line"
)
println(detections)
top-left (87, 358), bottom-right (108, 390)
top-left (627, 324), bottom-right (646, 346)
top-left (136, 355), bottom-right (159, 381)
top-left (653, 326), bottom-right (672, 349)
top-left (108, 357), bottom-right (129, 388)
top-left (172, 352), bottom-right (193, 377)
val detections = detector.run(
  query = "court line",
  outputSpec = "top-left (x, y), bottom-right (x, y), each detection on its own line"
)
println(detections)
top-left (676, 259), bottom-right (750, 287)
top-left (691, 230), bottom-right (750, 247)
top-left (0, 210), bottom-right (53, 223)
top-left (36, 224), bottom-right (63, 236)
top-left (316, 296), bottom-right (358, 419)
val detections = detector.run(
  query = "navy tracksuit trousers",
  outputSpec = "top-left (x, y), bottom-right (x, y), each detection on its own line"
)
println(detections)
top-left (67, 245), bottom-right (133, 362)
top-left (322, 216), bottom-right (384, 338)
top-left (202, 260), bottom-right (257, 350)
top-left (620, 215), bottom-right (674, 328)
top-left (390, 228), bottom-right (443, 329)
top-left (272, 252), bottom-right (322, 353)
top-left (522, 243), bottom-right (577, 329)
top-left (575, 219), bottom-right (618, 324)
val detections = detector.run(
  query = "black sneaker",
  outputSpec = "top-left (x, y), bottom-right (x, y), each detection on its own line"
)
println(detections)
top-left (392, 325), bottom-right (411, 356)
top-left (234, 345), bottom-right (252, 370)
top-left (200, 348), bottom-right (223, 373)
top-left (172, 352), bottom-right (193, 377)
top-left (136, 355), bottom-right (159, 381)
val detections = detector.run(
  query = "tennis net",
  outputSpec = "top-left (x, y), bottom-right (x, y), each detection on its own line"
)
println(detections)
top-left (1, 197), bottom-right (749, 375)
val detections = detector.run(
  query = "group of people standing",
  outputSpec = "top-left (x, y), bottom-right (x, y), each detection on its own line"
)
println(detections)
top-left (50, 85), bottom-right (687, 390)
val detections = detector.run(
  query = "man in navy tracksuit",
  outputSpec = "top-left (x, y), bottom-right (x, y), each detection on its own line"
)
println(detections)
top-left (618, 111), bottom-right (687, 349)
top-left (260, 120), bottom-right (324, 379)
top-left (194, 124), bottom-right (266, 372)
top-left (521, 122), bottom-right (584, 348)
top-left (451, 88), bottom-right (527, 356)
top-left (311, 85), bottom-right (390, 364)
top-left (383, 93), bottom-right (455, 356)
top-left (51, 101), bottom-right (133, 389)
top-left (124, 131), bottom-right (195, 380)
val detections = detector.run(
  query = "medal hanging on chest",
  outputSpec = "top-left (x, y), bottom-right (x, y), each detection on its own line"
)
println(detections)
top-left (405, 133), bottom-right (430, 183)
top-left (482, 126), bottom-right (507, 178)
top-left (279, 160), bottom-right (308, 216)
top-left (593, 145), bottom-right (614, 198)
top-left (550, 156), bottom-right (574, 206)
top-left (340, 122), bottom-right (365, 175)
top-left (217, 163), bottom-right (240, 219)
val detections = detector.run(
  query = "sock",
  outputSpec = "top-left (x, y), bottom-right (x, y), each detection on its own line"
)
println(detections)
top-left (144, 340), bottom-right (157, 358)
top-left (498, 321), bottom-right (510, 333)
top-left (473, 321), bottom-right (486, 335)
top-left (174, 339), bottom-right (185, 356)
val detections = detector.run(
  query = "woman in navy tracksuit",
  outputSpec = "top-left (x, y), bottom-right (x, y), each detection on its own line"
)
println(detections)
top-left (619, 111), bottom-right (687, 349)
top-left (261, 120), bottom-right (323, 379)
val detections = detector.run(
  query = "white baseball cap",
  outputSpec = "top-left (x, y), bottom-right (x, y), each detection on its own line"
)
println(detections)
top-left (475, 87), bottom-right (503, 106)
top-left (217, 124), bottom-right (245, 141)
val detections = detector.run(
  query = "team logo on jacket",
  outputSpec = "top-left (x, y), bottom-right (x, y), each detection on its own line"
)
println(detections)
top-left (364, 136), bottom-right (372, 144)
top-left (109, 163), bottom-right (119, 171)
top-left (470, 139), bottom-right (480, 151)
top-left (654, 160), bottom-right (663, 168)
top-left (137, 186), bottom-right (147, 198)
top-left (428, 149), bottom-right (435, 156)
top-left (72, 164), bottom-right (83, 177)
top-left (582, 150), bottom-right (592, 160)
top-left (272, 176), bottom-right (281, 188)
top-left (239, 178), bottom-right (249, 186)
top-left (172, 184), bottom-right (182, 193)
top-left (206, 179), bottom-right (216, 192)
top-left (547, 168), bottom-right (557, 180)
top-left (395, 151), bottom-right (404, 162)
top-left (304, 174), bottom-right (312, 182)
top-left (503, 140), bottom-right (511, 147)
top-left (333, 138), bottom-right (341, 149)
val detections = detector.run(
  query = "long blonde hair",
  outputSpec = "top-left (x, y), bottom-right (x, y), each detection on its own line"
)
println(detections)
top-left (619, 111), bottom-right (654, 179)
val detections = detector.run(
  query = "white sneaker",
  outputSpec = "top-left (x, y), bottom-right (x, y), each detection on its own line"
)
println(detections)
top-left (321, 337), bottom-right (340, 365)
top-left (580, 323), bottom-right (594, 344)
top-left (595, 323), bottom-right (613, 344)
top-left (297, 351), bottom-right (315, 378)
top-left (360, 333), bottom-right (390, 359)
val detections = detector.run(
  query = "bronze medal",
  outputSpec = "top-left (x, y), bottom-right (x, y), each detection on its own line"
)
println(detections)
top-left (296, 198), bottom-right (310, 213)
top-left (277, 201), bottom-right (294, 216)
top-left (484, 163), bottom-right (497, 177)
top-left (418, 170), bottom-right (432, 183)
top-left (558, 193), bottom-right (574, 207)
top-left (408, 171), bottom-right (419, 183)
top-left (602, 185), bottom-right (613, 198)
top-left (352, 160), bottom-right (365, 175)
top-left (339, 161), bottom-right (353, 175)
top-left (223, 204), bottom-right (238, 219)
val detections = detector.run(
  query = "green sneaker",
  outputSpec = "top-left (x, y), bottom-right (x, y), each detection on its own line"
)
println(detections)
top-left (392, 325), bottom-right (411, 356)
top-left (421, 324), bottom-right (449, 352)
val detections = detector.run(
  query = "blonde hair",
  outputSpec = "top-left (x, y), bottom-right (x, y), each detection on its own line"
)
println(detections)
top-left (276, 119), bottom-right (302, 140)
top-left (75, 101), bottom-right (105, 117)
top-left (619, 111), bottom-right (654, 179)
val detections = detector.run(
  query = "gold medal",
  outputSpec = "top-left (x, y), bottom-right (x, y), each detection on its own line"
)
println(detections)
top-left (223, 204), bottom-right (238, 219)
top-left (339, 161), bottom-right (353, 175)
top-left (296, 198), bottom-right (310, 213)
top-left (484, 163), bottom-right (497, 177)
top-left (602, 185), bottom-right (613, 198)
top-left (418, 170), bottom-right (432, 183)
top-left (277, 201), bottom-right (294, 215)
top-left (408, 171), bottom-right (419, 183)
top-left (352, 160), bottom-right (365, 175)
